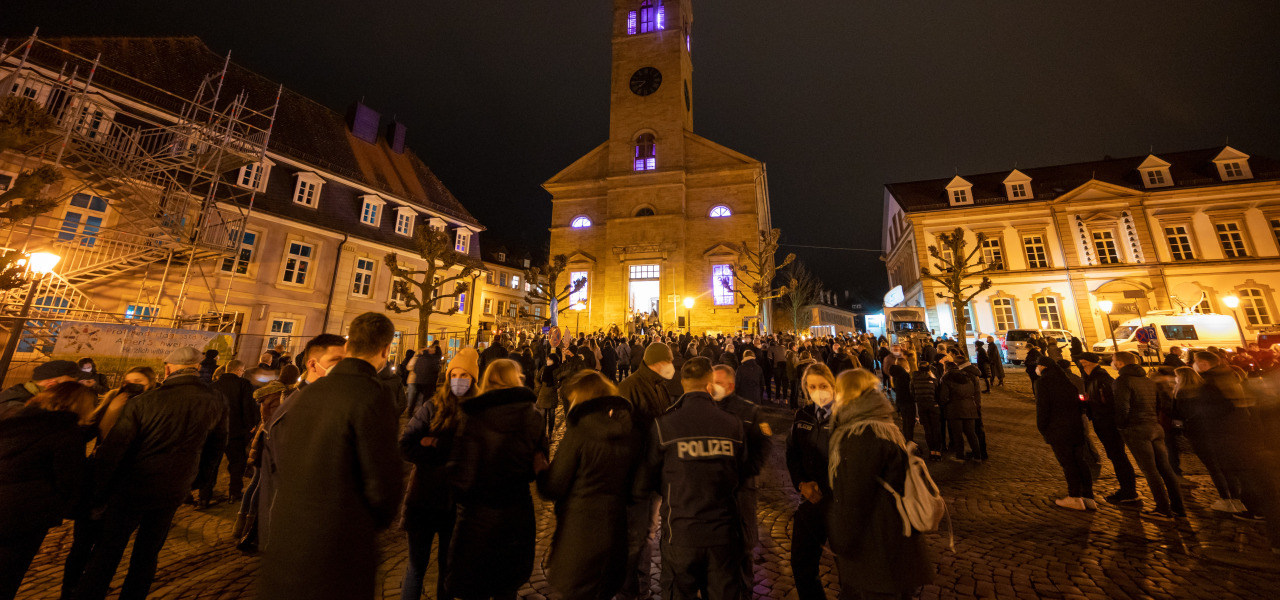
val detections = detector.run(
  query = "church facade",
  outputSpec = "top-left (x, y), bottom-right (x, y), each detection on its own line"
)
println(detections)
top-left (544, 0), bottom-right (773, 334)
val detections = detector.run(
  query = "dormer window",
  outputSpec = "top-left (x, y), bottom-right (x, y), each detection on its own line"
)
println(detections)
top-left (635, 134), bottom-right (656, 171)
top-left (1212, 146), bottom-right (1253, 181)
top-left (1137, 154), bottom-right (1173, 189)
top-left (709, 205), bottom-right (732, 218)
top-left (360, 195), bottom-right (385, 227)
top-left (1003, 169), bottom-right (1032, 200)
top-left (293, 172), bottom-right (323, 207)
top-left (427, 217), bottom-right (446, 232)
top-left (237, 159), bottom-right (273, 192)
top-left (945, 175), bottom-right (973, 206)
top-left (571, 216), bottom-right (593, 228)
top-left (455, 229), bottom-right (470, 253)
top-left (394, 207), bottom-right (415, 236)
top-left (496, 252), bottom-right (506, 262)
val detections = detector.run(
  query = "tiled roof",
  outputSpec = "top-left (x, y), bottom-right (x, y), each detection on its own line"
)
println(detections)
top-left (887, 147), bottom-right (1280, 213)
top-left (24, 36), bottom-right (481, 228)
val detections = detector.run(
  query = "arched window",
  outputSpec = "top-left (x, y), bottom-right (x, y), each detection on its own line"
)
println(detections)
top-left (709, 205), bottom-right (732, 218)
top-left (634, 133), bottom-right (656, 171)
top-left (635, 207), bottom-right (655, 217)
top-left (571, 216), bottom-right (592, 228)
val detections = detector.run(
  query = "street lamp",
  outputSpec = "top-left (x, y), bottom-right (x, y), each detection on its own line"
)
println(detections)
top-left (1222, 295), bottom-right (1247, 349)
top-left (683, 296), bottom-right (695, 333)
top-left (1097, 299), bottom-right (1119, 356)
top-left (0, 252), bottom-right (62, 382)
top-left (571, 301), bottom-right (586, 335)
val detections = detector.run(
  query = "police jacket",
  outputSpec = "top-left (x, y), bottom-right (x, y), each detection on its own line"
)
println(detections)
top-left (638, 392), bottom-right (747, 547)
top-left (785, 402), bottom-right (832, 496)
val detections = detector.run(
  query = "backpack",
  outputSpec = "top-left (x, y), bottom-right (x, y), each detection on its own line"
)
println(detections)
top-left (879, 441), bottom-right (954, 551)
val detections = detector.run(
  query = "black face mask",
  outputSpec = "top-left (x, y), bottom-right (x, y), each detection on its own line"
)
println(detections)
top-left (119, 383), bottom-right (146, 396)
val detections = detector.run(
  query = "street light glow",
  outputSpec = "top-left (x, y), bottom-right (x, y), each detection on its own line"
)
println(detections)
top-left (1040, 320), bottom-right (1049, 329)
top-left (27, 252), bottom-right (60, 275)
top-left (1097, 299), bottom-right (1113, 313)
top-left (683, 296), bottom-right (695, 309)
top-left (1222, 295), bottom-right (1240, 309)
top-left (572, 301), bottom-right (586, 311)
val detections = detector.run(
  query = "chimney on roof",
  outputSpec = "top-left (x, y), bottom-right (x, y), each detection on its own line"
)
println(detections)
top-left (386, 120), bottom-right (407, 154)
top-left (346, 102), bottom-right (380, 145)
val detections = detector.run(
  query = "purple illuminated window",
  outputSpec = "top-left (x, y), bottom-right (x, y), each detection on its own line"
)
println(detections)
top-left (627, 11), bottom-right (637, 35)
top-left (634, 134), bottom-right (656, 171)
top-left (657, 5), bottom-right (665, 29)
top-left (713, 264), bottom-right (734, 306)
top-left (640, 1), bottom-right (656, 33)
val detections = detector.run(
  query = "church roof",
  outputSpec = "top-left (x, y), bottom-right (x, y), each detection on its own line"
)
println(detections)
top-left (886, 147), bottom-right (1280, 213)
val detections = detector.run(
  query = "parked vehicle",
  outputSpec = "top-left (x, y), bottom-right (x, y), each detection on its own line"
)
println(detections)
top-left (1004, 328), bottom-right (1074, 365)
top-left (1091, 312), bottom-right (1242, 357)
top-left (885, 306), bottom-right (930, 344)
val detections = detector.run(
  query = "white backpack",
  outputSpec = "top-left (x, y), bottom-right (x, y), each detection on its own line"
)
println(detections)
top-left (879, 442), bottom-right (954, 551)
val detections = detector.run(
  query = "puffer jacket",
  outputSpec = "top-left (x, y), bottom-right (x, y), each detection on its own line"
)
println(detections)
top-left (1112, 364), bottom-right (1159, 429)
top-left (938, 370), bottom-right (980, 419)
top-left (908, 370), bottom-right (938, 407)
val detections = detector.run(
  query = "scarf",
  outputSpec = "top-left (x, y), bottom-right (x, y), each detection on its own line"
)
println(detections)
top-left (828, 387), bottom-right (905, 488)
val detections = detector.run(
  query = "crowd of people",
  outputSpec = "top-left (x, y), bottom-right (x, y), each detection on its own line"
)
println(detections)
top-left (2, 315), bottom-right (1278, 600)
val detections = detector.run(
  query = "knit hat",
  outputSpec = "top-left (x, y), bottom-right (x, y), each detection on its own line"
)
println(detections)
top-left (1076, 352), bottom-right (1101, 364)
top-left (643, 342), bottom-right (673, 365)
top-left (253, 380), bottom-right (288, 400)
top-left (33, 360), bottom-right (78, 380)
top-left (448, 348), bottom-right (481, 380)
top-left (164, 346), bottom-right (202, 365)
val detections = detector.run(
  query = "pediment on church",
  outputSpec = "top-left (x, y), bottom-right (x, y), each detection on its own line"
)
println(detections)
top-left (684, 133), bottom-right (762, 172)
top-left (543, 142), bottom-right (609, 188)
top-left (564, 250), bottom-right (597, 265)
top-left (1053, 179), bottom-right (1137, 204)
top-left (703, 242), bottom-right (742, 259)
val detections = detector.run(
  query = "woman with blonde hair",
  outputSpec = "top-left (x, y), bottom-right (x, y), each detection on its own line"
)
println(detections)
top-left (826, 368), bottom-right (931, 599)
top-left (447, 357), bottom-right (548, 600)
top-left (788, 361), bottom-right (839, 600)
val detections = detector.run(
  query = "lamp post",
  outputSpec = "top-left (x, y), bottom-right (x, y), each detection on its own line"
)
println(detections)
top-left (1222, 295), bottom-right (1248, 349)
top-left (0, 252), bottom-right (62, 381)
top-left (571, 301), bottom-right (586, 336)
top-left (1097, 299), bottom-right (1119, 356)
top-left (683, 296), bottom-right (695, 333)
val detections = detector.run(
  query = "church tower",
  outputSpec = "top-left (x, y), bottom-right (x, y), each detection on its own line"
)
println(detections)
top-left (544, 0), bottom-right (773, 334)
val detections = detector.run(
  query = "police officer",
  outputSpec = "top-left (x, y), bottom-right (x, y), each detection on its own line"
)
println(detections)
top-left (637, 357), bottom-right (749, 600)
top-left (709, 364), bottom-right (771, 579)
top-left (786, 362), bottom-right (836, 600)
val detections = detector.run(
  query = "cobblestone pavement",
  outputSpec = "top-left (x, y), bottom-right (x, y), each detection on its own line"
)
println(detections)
top-left (17, 373), bottom-right (1280, 599)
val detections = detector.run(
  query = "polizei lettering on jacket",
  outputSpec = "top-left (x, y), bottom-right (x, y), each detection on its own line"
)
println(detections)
top-left (675, 438), bottom-right (736, 459)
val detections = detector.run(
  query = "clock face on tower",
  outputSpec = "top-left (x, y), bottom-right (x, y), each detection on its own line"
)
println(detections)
top-left (629, 67), bottom-right (662, 96)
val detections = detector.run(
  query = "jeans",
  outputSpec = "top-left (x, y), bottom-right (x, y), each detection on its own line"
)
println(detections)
top-left (897, 403), bottom-right (918, 448)
top-left (72, 503), bottom-right (179, 600)
top-left (792, 500), bottom-right (829, 600)
top-left (774, 363), bottom-right (789, 400)
top-left (1049, 443), bottom-right (1094, 499)
top-left (1091, 420), bottom-right (1138, 494)
top-left (918, 406), bottom-right (943, 454)
top-left (1187, 429), bottom-right (1242, 500)
top-left (226, 437), bottom-right (248, 498)
top-left (1122, 423), bottom-right (1184, 513)
top-left (402, 509), bottom-right (455, 600)
top-left (406, 383), bottom-right (428, 418)
top-left (659, 543), bottom-right (746, 600)
top-left (947, 419), bottom-right (980, 459)
top-left (618, 494), bottom-right (661, 600)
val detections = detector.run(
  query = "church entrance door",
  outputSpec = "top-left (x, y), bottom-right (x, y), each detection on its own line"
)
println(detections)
top-left (629, 264), bottom-right (661, 323)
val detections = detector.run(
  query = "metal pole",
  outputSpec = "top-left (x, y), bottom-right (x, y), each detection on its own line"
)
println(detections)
top-left (0, 277), bottom-right (42, 381)
top-left (1231, 308), bottom-right (1247, 349)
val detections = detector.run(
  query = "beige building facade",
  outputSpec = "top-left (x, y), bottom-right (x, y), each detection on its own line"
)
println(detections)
top-left (882, 146), bottom-right (1280, 346)
top-left (544, 0), bottom-right (773, 334)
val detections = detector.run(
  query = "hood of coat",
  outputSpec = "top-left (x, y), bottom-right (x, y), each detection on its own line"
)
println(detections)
top-left (942, 370), bottom-right (971, 385)
top-left (566, 395), bottom-right (633, 438)
top-left (1117, 363), bottom-right (1148, 378)
top-left (462, 386), bottom-right (537, 430)
top-left (0, 407), bottom-right (79, 462)
top-left (1201, 364), bottom-right (1245, 399)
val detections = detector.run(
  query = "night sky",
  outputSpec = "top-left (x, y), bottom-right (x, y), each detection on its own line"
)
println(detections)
top-left (9, 1), bottom-right (1280, 305)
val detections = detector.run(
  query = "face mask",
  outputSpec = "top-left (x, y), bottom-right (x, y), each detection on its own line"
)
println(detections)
top-left (658, 363), bottom-right (676, 380)
top-left (810, 389), bottom-right (834, 408)
top-left (120, 382), bottom-right (145, 396)
top-left (312, 360), bottom-right (335, 378)
top-left (711, 384), bottom-right (728, 400)
top-left (81, 366), bottom-right (93, 373)
top-left (450, 377), bottom-right (472, 397)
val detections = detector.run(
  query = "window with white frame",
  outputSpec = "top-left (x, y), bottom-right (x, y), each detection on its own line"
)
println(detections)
top-left (220, 229), bottom-right (258, 274)
top-left (1036, 296), bottom-right (1063, 329)
top-left (360, 197), bottom-right (383, 226)
top-left (293, 174), bottom-right (321, 207)
top-left (571, 216), bottom-right (592, 228)
top-left (961, 302), bottom-right (976, 332)
top-left (1223, 162), bottom-right (1244, 178)
top-left (1240, 288), bottom-right (1272, 326)
top-left (569, 271), bottom-right (589, 305)
top-left (511, 275), bottom-right (520, 289)
top-left (1145, 169), bottom-right (1166, 186)
top-left (267, 319), bottom-right (298, 352)
top-left (496, 300), bottom-right (508, 316)
top-left (483, 298), bottom-right (493, 314)
top-left (1022, 235), bottom-right (1049, 268)
top-left (991, 298), bottom-right (1016, 331)
top-left (59, 193), bottom-right (108, 247)
top-left (951, 189), bottom-right (969, 204)
top-left (282, 242), bottom-right (313, 285)
top-left (709, 205), bottom-right (732, 218)
top-left (1194, 298), bottom-right (1213, 314)
top-left (390, 279), bottom-right (407, 305)
top-left (1093, 231), bottom-right (1120, 264)
top-left (713, 264), bottom-right (735, 306)
top-left (1164, 226), bottom-right (1195, 261)
top-left (352, 258), bottom-right (375, 297)
top-left (485, 271), bottom-right (494, 284)
top-left (395, 209), bottom-right (415, 236)
top-left (238, 162), bottom-right (270, 191)
top-left (455, 230), bottom-right (470, 253)
top-left (124, 304), bottom-right (159, 322)
top-left (1008, 183), bottom-right (1028, 199)
top-left (1215, 222), bottom-right (1248, 258)
top-left (500, 272), bottom-right (509, 287)
top-left (980, 237), bottom-right (1004, 270)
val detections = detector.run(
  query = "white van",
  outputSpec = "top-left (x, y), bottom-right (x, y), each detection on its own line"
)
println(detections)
top-left (1004, 328), bottom-right (1075, 365)
top-left (1092, 312), bottom-right (1242, 357)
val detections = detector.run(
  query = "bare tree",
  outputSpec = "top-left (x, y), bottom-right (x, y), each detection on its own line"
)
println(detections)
top-left (920, 227), bottom-right (995, 358)
top-left (720, 228), bottom-right (795, 334)
top-left (0, 96), bottom-right (65, 293)
top-left (524, 253), bottom-right (586, 326)
top-left (0, 96), bottom-right (57, 152)
top-left (384, 228), bottom-right (477, 343)
top-left (777, 260), bottom-right (824, 334)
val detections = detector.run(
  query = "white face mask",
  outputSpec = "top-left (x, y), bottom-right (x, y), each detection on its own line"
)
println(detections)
top-left (711, 384), bottom-right (728, 400)
top-left (312, 360), bottom-right (335, 379)
top-left (810, 389), bottom-right (834, 408)
top-left (81, 366), bottom-right (93, 372)
top-left (658, 363), bottom-right (676, 380)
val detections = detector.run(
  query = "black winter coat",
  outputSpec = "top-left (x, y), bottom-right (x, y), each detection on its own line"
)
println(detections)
top-left (618, 365), bottom-right (672, 436)
top-left (399, 398), bottom-right (458, 527)
top-left (537, 396), bottom-right (640, 600)
top-left (91, 372), bottom-right (226, 511)
top-left (258, 359), bottom-right (404, 600)
top-left (1082, 367), bottom-right (1118, 427)
top-left (908, 371), bottom-right (938, 408)
top-left (938, 370), bottom-right (980, 419)
top-left (889, 364), bottom-right (912, 400)
top-left (735, 358), bottom-right (765, 403)
top-left (447, 386), bottom-right (548, 598)
top-left (479, 343), bottom-right (509, 376)
top-left (786, 403), bottom-right (831, 495)
top-left (0, 408), bottom-right (86, 534)
top-left (1035, 369), bottom-right (1085, 445)
top-left (1113, 364), bottom-right (1159, 429)
top-left (410, 352), bottom-right (442, 387)
top-left (210, 373), bottom-right (258, 439)
top-left (828, 428), bottom-right (932, 595)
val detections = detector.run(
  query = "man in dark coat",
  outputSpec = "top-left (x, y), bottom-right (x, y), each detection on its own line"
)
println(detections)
top-left (1078, 352), bottom-right (1139, 504)
top-left (1034, 358), bottom-right (1093, 509)
top-left (73, 347), bottom-right (226, 600)
top-left (210, 360), bottom-right (257, 502)
top-left (406, 344), bottom-right (442, 417)
top-left (636, 357), bottom-right (749, 600)
top-left (258, 313), bottom-right (404, 600)
top-left (1162, 346), bottom-right (1187, 368)
top-left (600, 341), bottom-right (619, 382)
top-left (479, 335), bottom-right (509, 375)
top-left (735, 350), bottom-right (766, 403)
top-left (710, 364), bottom-right (771, 577)
top-left (939, 362), bottom-right (982, 462)
top-left (786, 376), bottom-right (833, 600)
top-left (0, 360), bottom-right (78, 417)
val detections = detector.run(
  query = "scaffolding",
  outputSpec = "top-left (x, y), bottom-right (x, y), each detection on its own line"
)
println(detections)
top-left (0, 31), bottom-right (279, 368)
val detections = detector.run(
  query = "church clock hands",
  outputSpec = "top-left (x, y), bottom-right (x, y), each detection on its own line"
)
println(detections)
top-left (629, 67), bottom-right (662, 96)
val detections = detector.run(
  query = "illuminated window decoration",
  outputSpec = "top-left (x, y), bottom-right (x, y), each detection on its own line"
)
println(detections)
top-left (571, 216), bottom-right (592, 228)
top-left (639, 0), bottom-right (664, 33)
top-left (709, 205), bottom-right (732, 218)
top-left (569, 271), bottom-right (589, 305)
top-left (635, 134), bottom-right (656, 171)
top-left (627, 10), bottom-right (638, 35)
top-left (713, 264), bottom-right (734, 306)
